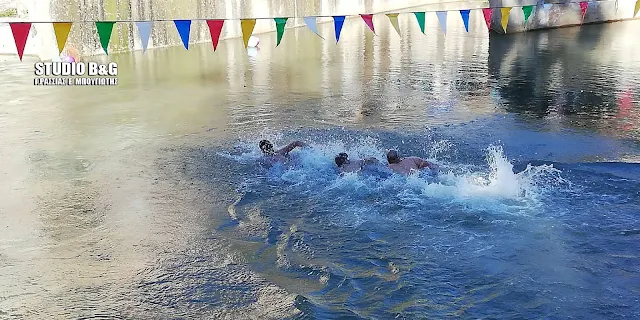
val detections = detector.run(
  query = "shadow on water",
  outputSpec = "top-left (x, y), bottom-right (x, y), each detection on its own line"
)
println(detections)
top-left (488, 20), bottom-right (640, 141)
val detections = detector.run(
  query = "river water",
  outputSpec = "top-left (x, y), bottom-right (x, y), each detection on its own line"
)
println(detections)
top-left (1, 14), bottom-right (639, 319)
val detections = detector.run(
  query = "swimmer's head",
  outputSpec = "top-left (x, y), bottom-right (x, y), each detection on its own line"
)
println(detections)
top-left (335, 153), bottom-right (349, 167)
top-left (387, 150), bottom-right (401, 164)
top-left (259, 140), bottom-right (274, 154)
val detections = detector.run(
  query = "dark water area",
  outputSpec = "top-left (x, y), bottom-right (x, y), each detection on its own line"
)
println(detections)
top-left (1, 14), bottom-right (639, 319)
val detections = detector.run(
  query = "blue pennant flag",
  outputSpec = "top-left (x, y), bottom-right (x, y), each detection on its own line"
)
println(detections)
top-left (460, 10), bottom-right (470, 32)
top-left (136, 21), bottom-right (152, 51)
top-left (173, 20), bottom-right (191, 50)
top-left (333, 16), bottom-right (345, 42)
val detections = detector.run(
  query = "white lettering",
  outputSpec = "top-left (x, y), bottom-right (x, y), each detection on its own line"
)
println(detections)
top-left (61, 63), bottom-right (71, 76)
top-left (52, 62), bottom-right (61, 76)
top-left (88, 62), bottom-right (98, 76)
top-left (76, 62), bottom-right (85, 75)
top-left (108, 62), bottom-right (117, 76)
top-left (34, 62), bottom-right (90, 76)
top-left (34, 62), bottom-right (44, 76)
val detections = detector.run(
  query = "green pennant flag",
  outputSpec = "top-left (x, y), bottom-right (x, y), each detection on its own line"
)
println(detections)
top-left (413, 12), bottom-right (425, 33)
top-left (522, 5), bottom-right (534, 23)
top-left (95, 21), bottom-right (115, 54)
top-left (274, 17), bottom-right (288, 46)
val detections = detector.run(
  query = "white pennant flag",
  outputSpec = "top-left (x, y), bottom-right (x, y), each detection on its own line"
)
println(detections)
top-left (304, 17), bottom-right (324, 39)
top-left (436, 11), bottom-right (447, 34)
top-left (136, 21), bottom-right (152, 52)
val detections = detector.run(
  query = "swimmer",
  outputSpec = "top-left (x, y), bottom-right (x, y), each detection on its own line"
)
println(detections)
top-left (334, 152), bottom-right (380, 174)
top-left (259, 139), bottom-right (308, 163)
top-left (386, 150), bottom-right (438, 175)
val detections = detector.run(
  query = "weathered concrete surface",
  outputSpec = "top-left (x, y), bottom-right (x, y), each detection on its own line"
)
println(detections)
top-left (3, 0), bottom-right (476, 60)
top-left (487, 0), bottom-right (639, 33)
top-left (0, 0), bottom-right (638, 60)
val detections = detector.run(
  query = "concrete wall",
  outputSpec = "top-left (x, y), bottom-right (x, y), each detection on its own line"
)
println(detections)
top-left (487, 0), bottom-right (639, 33)
top-left (2, 0), bottom-right (465, 60)
top-left (0, 0), bottom-right (638, 60)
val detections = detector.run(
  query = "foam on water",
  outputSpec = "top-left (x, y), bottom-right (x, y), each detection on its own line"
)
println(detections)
top-left (218, 136), bottom-right (568, 218)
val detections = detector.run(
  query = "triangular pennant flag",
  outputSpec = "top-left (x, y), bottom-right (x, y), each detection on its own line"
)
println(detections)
top-left (9, 22), bottom-right (31, 61)
top-left (413, 12), bottom-right (426, 33)
top-left (95, 21), bottom-right (115, 55)
top-left (522, 5), bottom-right (534, 22)
top-left (459, 10), bottom-right (470, 32)
top-left (436, 11), bottom-right (447, 34)
top-left (540, 4), bottom-right (553, 24)
top-left (206, 19), bottom-right (224, 51)
top-left (386, 13), bottom-right (401, 35)
top-left (135, 21), bottom-right (152, 52)
top-left (579, 2), bottom-right (588, 21)
top-left (635, 0), bottom-right (640, 17)
top-left (173, 20), bottom-right (191, 49)
top-left (360, 14), bottom-right (375, 33)
top-left (304, 16), bottom-right (324, 39)
top-left (241, 19), bottom-right (256, 48)
top-left (500, 7), bottom-right (512, 33)
top-left (274, 17), bottom-right (288, 46)
top-left (333, 16), bottom-right (345, 42)
top-left (482, 8), bottom-right (493, 30)
top-left (52, 22), bottom-right (72, 54)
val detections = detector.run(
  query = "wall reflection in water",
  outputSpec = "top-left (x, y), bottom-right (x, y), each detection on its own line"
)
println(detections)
top-left (488, 19), bottom-right (640, 140)
top-left (1, 11), bottom-right (639, 318)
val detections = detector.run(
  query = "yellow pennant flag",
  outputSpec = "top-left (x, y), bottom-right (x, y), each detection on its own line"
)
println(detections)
top-left (635, 0), bottom-right (639, 17)
top-left (241, 19), bottom-right (256, 48)
top-left (53, 22), bottom-right (72, 53)
top-left (386, 13), bottom-right (401, 35)
top-left (500, 7), bottom-right (512, 33)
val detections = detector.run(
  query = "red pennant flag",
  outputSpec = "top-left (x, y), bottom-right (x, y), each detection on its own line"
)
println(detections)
top-left (579, 2), bottom-right (589, 22)
top-left (10, 22), bottom-right (31, 61)
top-left (482, 8), bottom-right (493, 30)
top-left (206, 19), bottom-right (224, 51)
top-left (360, 14), bottom-right (375, 33)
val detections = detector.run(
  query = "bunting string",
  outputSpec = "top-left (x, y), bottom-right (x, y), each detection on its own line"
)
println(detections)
top-left (3, 0), bottom-right (638, 61)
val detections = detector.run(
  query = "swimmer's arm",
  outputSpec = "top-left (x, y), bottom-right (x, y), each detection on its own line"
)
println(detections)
top-left (414, 157), bottom-right (435, 169)
top-left (277, 141), bottom-right (307, 155)
top-left (363, 157), bottom-right (379, 165)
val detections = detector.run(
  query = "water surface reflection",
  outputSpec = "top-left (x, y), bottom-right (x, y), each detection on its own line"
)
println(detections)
top-left (0, 14), bottom-right (638, 318)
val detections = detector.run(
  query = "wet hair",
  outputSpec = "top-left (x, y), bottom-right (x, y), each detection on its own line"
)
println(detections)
top-left (335, 153), bottom-right (349, 167)
top-left (387, 150), bottom-right (400, 164)
top-left (259, 140), bottom-right (273, 153)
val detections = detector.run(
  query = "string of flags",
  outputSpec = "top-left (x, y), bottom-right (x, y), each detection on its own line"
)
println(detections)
top-left (5, 0), bottom-right (640, 61)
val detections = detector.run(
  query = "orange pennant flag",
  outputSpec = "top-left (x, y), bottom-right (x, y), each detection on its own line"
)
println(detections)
top-left (241, 19), bottom-right (256, 48)
top-left (53, 22), bottom-right (72, 54)
top-left (9, 22), bottom-right (31, 61)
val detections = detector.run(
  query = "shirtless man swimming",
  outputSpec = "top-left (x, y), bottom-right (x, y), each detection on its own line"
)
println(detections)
top-left (386, 149), bottom-right (438, 175)
top-left (334, 152), bottom-right (380, 174)
top-left (259, 139), bottom-right (308, 163)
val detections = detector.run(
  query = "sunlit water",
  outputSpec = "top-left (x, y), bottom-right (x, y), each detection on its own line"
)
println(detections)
top-left (1, 14), bottom-right (639, 319)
